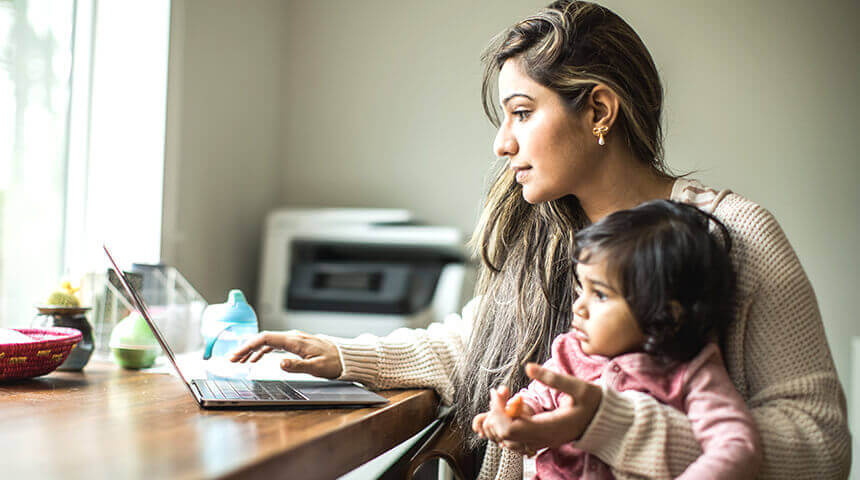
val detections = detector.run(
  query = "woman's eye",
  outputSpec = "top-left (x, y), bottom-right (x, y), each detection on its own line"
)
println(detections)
top-left (513, 110), bottom-right (530, 121)
top-left (595, 290), bottom-right (608, 301)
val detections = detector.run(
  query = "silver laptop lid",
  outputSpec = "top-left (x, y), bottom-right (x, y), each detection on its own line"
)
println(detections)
top-left (103, 244), bottom-right (199, 400)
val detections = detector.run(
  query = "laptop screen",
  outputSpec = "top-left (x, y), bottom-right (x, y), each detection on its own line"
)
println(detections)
top-left (103, 245), bottom-right (197, 396)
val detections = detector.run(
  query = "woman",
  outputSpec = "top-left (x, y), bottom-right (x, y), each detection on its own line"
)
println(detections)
top-left (232, 1), bottom-right (850, 478)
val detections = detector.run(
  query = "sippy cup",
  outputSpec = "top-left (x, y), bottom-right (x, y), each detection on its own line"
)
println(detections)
top-left (201, 289), bottom-right (258, 378)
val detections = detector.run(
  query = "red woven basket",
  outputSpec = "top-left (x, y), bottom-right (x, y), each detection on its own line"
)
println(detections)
top-left (0, 327), bottom-right (83, 381)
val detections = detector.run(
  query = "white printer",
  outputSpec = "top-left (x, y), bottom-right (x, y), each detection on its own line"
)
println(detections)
top-left (257, 208), bottom-right (476, 338)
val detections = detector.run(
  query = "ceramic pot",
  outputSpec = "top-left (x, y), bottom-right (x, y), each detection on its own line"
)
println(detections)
top-left (33, 306), bottom-right (94, 371)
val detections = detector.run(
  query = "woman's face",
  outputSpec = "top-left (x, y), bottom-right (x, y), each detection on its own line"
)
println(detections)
top-left (493, 59), bottom-right (593, 204)
top-left (571, 255), bottom-right (644, 357)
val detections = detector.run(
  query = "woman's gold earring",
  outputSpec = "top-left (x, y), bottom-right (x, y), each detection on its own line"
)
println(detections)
top-left (592, 126), bottom-right (608, 146)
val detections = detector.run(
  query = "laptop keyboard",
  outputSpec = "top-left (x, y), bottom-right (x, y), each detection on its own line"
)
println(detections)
top-left (194, 379), bottom-right (308, 401)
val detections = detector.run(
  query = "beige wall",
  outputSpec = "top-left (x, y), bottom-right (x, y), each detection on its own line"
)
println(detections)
top-left (163, 0), bottom-right (287, 306)
top-left (165, 0), bottom-right (860, 401)
top-left (278, 0), bottom-right (543, 234)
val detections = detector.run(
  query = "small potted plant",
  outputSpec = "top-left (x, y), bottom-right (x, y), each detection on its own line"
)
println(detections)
top-left (32, 281), bottom-right (94, 370)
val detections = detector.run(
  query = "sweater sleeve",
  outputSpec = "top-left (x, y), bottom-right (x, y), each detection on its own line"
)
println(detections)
top-left (574, 199), bottom-right (850, 479)
top-left (677, 344), bottom-right (761, 480)
top-left (317, 297), bottom-right (478, 405)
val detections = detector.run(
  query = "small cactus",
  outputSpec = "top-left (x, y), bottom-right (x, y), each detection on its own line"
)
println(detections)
top-left (46, 281), bottom-right (81, 307)
top-left (46, 291), bottom-right (80, 307)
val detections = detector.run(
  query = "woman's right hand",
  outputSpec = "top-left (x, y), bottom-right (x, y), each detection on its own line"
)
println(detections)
top-left (229, 330), bottom-right (343, 379)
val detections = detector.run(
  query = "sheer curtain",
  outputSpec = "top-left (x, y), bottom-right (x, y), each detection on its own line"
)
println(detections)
top-left (0, 1), bottom-right (73, 327)
top-left (0, 0), bottom-right (169, 327)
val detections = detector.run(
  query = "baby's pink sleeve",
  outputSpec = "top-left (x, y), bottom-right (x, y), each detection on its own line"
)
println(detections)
top-left (517, 357), bottom-right (561, 415)
top-left (678, 344), bottom-right (762, 480)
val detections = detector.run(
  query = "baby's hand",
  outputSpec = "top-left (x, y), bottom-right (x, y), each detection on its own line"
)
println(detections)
top-left (472, 386), bottom-right (534, 448)
top-left (472, 411), bottom-right (490, 438)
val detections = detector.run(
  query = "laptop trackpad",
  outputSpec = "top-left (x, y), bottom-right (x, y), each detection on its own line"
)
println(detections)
top-left (291, 380), bottom-right (387, 402)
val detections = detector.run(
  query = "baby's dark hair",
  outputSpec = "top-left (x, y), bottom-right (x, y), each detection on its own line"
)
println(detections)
top-left (573, 200), bottom-right (735, 363)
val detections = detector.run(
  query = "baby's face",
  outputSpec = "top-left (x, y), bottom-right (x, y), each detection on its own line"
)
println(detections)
top-left (572, 259), bottom-right (644, 357)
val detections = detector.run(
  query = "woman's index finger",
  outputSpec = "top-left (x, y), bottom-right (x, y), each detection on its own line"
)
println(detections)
top-left (231, 332), bottom-right (285, 357)
top-left (229, 334), bottom-right (270, 359)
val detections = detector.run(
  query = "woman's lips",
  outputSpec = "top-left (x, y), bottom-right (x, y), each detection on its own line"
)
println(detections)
top-left (514, 167), bottom-right (531, 183)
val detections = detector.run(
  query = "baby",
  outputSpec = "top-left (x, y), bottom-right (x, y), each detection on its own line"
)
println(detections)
top-left (473, 199), bottom-right (762, 479)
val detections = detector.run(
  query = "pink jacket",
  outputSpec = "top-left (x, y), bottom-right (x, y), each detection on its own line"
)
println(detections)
top-left (519, 334), bottom-right (762, 480)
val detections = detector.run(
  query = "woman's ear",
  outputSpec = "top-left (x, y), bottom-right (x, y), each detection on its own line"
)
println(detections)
top-left (587, 84), bottom-right (620, 131)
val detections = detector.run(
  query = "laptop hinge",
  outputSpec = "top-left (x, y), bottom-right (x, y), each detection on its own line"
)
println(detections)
top-left (189, 380), bottom-right (203, 400)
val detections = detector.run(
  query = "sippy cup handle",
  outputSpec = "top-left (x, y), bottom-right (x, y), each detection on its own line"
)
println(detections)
top-left (202, 324), bottom-right (237, 360)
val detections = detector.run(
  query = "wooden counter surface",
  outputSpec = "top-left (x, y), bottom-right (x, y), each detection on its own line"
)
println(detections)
top-left (0, 361), bottom-right (438, 479)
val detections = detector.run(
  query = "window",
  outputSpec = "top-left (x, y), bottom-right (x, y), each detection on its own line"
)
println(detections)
top-left (0, 0), bottom-right (74, 327)
top-left (0, 0), bottom-right (169, 327)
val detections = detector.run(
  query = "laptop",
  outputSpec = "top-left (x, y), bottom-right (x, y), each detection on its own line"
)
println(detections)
top-left (103, 244), bottom-right (388, 408)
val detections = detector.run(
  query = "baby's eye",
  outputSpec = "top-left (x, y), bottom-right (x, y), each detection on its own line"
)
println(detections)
top-left (513, 110), bottom-right (531, 121)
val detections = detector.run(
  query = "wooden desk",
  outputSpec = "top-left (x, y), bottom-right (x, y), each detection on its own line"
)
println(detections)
top-left (0, 362), bottom-right (438, 479)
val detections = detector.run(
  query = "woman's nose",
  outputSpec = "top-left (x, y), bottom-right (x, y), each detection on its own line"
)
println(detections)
top-left (493, 125), bottom-right (518, 158)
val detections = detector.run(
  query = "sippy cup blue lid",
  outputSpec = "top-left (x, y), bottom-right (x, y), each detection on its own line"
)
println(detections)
top-left (219, 289), bottom-right (257, 323)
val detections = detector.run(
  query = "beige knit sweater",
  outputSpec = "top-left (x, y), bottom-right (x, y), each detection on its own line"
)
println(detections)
top-left (323, 178), bottom-right (851, 480)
